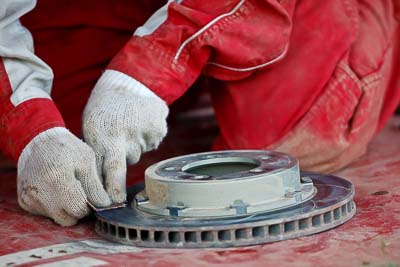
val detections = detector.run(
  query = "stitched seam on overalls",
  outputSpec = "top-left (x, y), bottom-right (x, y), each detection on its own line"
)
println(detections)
top-left (173, 0), bottom-right (246, 62)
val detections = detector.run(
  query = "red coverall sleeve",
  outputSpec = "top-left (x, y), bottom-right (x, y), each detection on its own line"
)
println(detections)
top-left (0, 0), bottom-right (65, 162)
top-left (107, 0), bottom-right (295, 104)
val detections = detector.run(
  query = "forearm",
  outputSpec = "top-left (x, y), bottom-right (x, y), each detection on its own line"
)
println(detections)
top-left (106, 0), bottom-right (295, 104)
top-left (0, 0), bottom-right (64, 161)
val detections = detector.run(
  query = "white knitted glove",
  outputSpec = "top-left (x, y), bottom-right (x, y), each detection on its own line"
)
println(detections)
top-left (83, 71), bottom-right (168, 203)
top-left (17, 127), bottom-right (112, 226)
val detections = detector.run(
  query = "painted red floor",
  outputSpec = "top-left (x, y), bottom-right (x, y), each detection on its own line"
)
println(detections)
top-left (0, 116), bottom-right (399, 266)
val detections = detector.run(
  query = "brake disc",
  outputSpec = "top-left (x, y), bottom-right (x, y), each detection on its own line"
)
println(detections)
top-left (95, 150), bottom-right (356, 248)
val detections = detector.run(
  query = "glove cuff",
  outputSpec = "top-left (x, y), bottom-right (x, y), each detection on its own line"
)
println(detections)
top-left (94, 70), bottom-right (163, 100)
top-left (1, 98), bottom-right (65, 162)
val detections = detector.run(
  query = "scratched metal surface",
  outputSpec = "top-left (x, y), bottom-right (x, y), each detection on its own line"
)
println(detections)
top-left (0, 116), bottom-right (399, 266)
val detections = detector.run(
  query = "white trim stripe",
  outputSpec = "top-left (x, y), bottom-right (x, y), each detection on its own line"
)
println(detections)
top-left (173, 0), bottom-right (246, 62)
top-left (134, 0), bottom-right (173, 37)
top-left (1, 0), bottom-right (54, 107)
top-left (9, 85), bottom-right (52, 106)
top-left (207, 44), bottom-right (289, 72)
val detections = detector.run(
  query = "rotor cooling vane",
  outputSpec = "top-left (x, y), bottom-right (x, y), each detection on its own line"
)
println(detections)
top-left (95, 150), bottom-right (356, 248)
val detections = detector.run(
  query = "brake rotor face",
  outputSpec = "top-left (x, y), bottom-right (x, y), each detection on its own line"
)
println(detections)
top-left (95, 150), bottom-right (356, 248)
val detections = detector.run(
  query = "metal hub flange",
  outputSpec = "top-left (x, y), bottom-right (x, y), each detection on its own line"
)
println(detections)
top-left (136, 150), bottom-right (316, 217)
top-left (95, 150), bottom-right (356, 249)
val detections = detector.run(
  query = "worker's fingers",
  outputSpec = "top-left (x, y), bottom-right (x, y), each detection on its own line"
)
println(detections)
top-left (58, 179), bottom-right (91, 219)
top-left (126, 142), bottom-right (141, 165)
top-left (142, 121), bottom-right (167, 153)
top-left (74, 151), bottom-right (112, 208)
top-left (18, 190), bottom-right (47, 217)
top-left (102, 148), bottom-right (127, 203)
top-left (95, 152), bottom-right (104, 183)
top-left (47, 207), bottom-right (79, 227)
top-left (19, 187), bottom-right (80, 226)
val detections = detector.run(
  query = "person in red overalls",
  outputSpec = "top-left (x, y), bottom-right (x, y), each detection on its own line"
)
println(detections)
top-left (0, 0), bottom-right (399, 226)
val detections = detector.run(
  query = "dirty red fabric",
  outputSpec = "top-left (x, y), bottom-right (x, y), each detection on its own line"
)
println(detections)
top-left (108, 0), bottom-right (400, 172)
top-left (0, 0), bottom-right (398, 171)
top-left (211, 0), bottom-right (400, 172)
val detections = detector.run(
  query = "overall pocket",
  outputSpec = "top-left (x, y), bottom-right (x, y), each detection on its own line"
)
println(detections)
top-left (269, 58), bottom-right (383, 173)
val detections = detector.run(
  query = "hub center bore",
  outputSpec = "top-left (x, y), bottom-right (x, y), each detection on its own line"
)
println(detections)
top-left (183, 157), bottom-right (259, 176)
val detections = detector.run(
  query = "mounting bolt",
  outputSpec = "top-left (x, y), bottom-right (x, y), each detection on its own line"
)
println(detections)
top-left (167, 202), bottom-right (186, 217)
top-left (231, 200), bottom-right (249, 215)
top-left (250, 168), bottom-right (264, 173)
top-left (300, 177), bottom-right (314, 192)
top-left (301, 177), bottom-right (313, 185)
top-left (284, 190), bottom-right (296, 198)
top-left (193, 175), bottom-right (210, 180)
top-left (135, 191), bottom-right (149, 203)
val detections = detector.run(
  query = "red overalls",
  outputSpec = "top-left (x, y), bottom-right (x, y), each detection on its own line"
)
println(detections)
top-left (12, 0), bottom-right (400, 172)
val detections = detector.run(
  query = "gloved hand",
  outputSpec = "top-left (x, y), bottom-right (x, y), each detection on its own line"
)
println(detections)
top-left (17, 127), bottom-right (112, 226)
top-left (83, 71), bottom-right (169, 203)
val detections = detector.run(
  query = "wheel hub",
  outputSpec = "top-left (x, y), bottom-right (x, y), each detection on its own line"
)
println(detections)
top-left (95, 150), bottom-right (356, 248)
